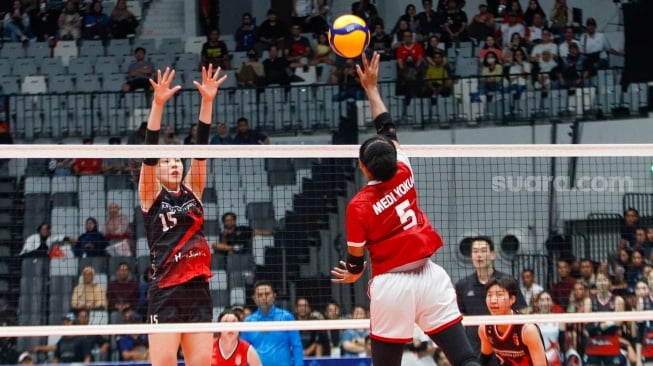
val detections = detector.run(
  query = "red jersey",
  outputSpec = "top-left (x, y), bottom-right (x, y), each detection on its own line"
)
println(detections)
top-left (585, 295), bottom-right (620, 356)
top-left (74, 158), bottom-right (103, 175)
top-left (396, 43), bottom-right (424, 64)
top-left (211, 337), bottom-right (252, 366)
top-left (639, 295), bottom-right (653, 358)
top-left (346, 151), bottom-right (443, 276)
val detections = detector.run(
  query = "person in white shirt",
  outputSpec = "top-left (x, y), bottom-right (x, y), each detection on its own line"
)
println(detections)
top-left (579, 17), bottom-right (623, 72)
top-left (530, 28), bottom-right (558, 63)
top-left (520, 268), bottom-right (544, 310)
top-left (558, 26), bottom-right (582, 58)
top-left (525, 12), bottom-right (545, 45)
top-left (535, 50), bottom-right (558, 91)
top-left (500, 11), bottom-right (526, 46)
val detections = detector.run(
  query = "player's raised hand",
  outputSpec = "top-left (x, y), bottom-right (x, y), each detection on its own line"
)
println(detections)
top-left (194, 64), bottom-right (228, 101)
top-left (356, 52), bottom-right (380, 91)
top-left (331, 260), bottom-right (367, 284)
top-left (149, 67), bottom-right (181, 105)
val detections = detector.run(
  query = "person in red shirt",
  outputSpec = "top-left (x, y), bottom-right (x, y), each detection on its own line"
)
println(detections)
top-left (211, 309), bottom-right (262, 366)
top-left (395, 30), bottom-right (424, 71)
top-left (331, 52), bottom-right (480, 366)
top-left (73, 138), bottom-right (103, 175)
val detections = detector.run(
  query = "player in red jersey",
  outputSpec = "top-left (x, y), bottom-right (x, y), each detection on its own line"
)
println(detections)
top-left (139, 65), bottom-right (227, 366)
top-left (331, 52), bottom-right (481, 366)
top-left (212, 309), bottom-right (262, 366)
top-left (479, 276), bottom-right (547, 366)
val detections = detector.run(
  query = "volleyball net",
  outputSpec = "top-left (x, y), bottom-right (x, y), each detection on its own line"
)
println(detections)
top-left (2, 144), bottom-right (653, 363)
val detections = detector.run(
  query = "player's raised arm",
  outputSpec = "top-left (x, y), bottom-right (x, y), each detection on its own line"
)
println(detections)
top-left (356, 52), bottom-right (398, 146)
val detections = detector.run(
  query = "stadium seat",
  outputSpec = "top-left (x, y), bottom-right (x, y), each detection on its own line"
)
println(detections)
top-left (231, 51), bottom-right (248, 67)
top-left (378, 60), bottom-right (397, 81)
top-left (133, 37), bottom-right (155, 53)
top-left (48, 73), bottom-right (75, 93)
top-left (107, 38), bottom-right (132, 58)
top-left (176, 53), bottom-right (200, 73)
top-left (53, 40), bottom-right (79, 67)
top-left (67, 56), bottom-right (94, 76)
top-left (158, 37), bottom-right (184, 56)
top-left (39, 58), bottom-right (65, 79)
top-left (24, 176), bottom-right (51, 194)
top-left (13, 57), bottom-right (39, 78)
top-left (21, 76), bottom-right (47, 94)
top-left (28, 41), bottom-right (52, 58)
top-left (95, 55), bottom-right (121, 76)
top-left (101, 72), bottom-right (125, 91)
top-left (252, 235), bottom-right (274, 266)
top-left (126, 0), bottom-right (142, 20)
top-left (136, 238), bottom-right (149, 257)
top-left (229, 287), bottom-right (246, 305)
top-left (184, 36), bottom-right (205, 54)
top-left (0, 42), bottom-right (26, 58)
top-left (75, 74), bottom-right (102, 93)
top-left (79, 39), bottom-right (105, 62)
top-left (51, 207), bottom-right (79, 237)
top-left (50, 258), bottom-right (79, 277)
top-left (148, 53), bottom-right (175, 71)
top-left (106, 189), bottom-right (135, 222)
top-left (209, 270), bottom-right (228, 291)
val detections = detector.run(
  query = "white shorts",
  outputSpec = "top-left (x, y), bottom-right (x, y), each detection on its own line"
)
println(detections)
top-left (368, 260), bottom-right (462, 343)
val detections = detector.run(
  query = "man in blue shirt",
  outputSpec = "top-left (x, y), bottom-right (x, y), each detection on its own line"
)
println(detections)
top-left (241, 281), bottom-right (304, 366)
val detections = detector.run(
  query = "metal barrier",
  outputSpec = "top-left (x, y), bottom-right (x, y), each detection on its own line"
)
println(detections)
top-left (3, 68), bottom-right (649, 140)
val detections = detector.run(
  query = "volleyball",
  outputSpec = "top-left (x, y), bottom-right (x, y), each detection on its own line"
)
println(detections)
top-left (328, 14), bottom-right (370, 58)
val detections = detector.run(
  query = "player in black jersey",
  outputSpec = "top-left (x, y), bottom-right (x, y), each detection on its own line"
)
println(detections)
top-left (479, 276), bottom-right (547, 366)
top-left (139, 65), bottom-right (227, 366)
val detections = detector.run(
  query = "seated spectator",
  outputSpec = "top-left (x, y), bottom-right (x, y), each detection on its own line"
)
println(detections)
top-left (73, 138), bottom-right (103, 175)
top-left (210, 122), bottom-right (234, 144)
top-left (424, 50), bottom-right (452, 102)
top-left (504, 32), bottom-right (529, 60)
top-left (233, 118), bottom-right (269, 145)
top-left (498, 11), bottom-right (526, 47)
top-left (478, 50), bottom-right (503, 96)
top-left (549, 0), bottom-right (572, 37)
top-left (20, 223), bottom-right (76, 257)
top-left (391, 19), bottom-right (411, 47)
top-left (294, 298), bottom-right (330, 357)
top-left (286, 24), bottom-right (311, 69)
top-left (212, 212), bottom-right (272, 257)
top-left (558, 26), bottom-right (581, 59)
top-left (54, 312), bottom-right (92, 363)
top-left (524, 12), bottom-right (545, 46)
top-left (4, 0), bottom-right (34, 43)
top-left (103, 202), bottom-right (132, 255)
top-left (621, 208), bottom-right (640, 248)
top-left (580, 17), bottom-right (624, 74)
top-left (255, 8), bottom-right (288, 54)
top-left (263, 44), bottom-right (291, 86)
top-left (534, 50), bottom-right (557, 91)
top-left (531, 291), bottom-right (565, 366)
top-left (58, 0), bottom-right (82, 40)
top-left (75, 217), bottom-right (109, 258)
top-left (121, 47), bottom-right (154, 92)
top-left (478, 35), bottom-right (503, 63)
top-left (82, 0), bottom-right (109, 41)
top-left (310, 32), bottom-right (333, 66)
top-left (183, 123), bottom-right (197, 145)
top-left (558, 43), bottom-right (589, 89)
top-left (396, 30), bottom-right (424, 107)
top-left (159, 124), bottom-right (179, 145)
top-left (508, 48), bottom-right (531, 98)
top-left (332, 57), bottom-right (365, 101)
top-left (397, 30), bottom-right (424, 72)
top-left (235, 12), bottom-right (256, 52)
top-left (567, 280), bottom-right (588, 313)
top-left (626, 249), bottom-right (646, 293)
top-left (29, 0), bottom-right (59, 42)
top-left (468, 2), bottom-right (495, 42)
top-left (52, 158), bottom-right (74, 176)
top-left (341, 305), bottom-right (369, 357)
top-left (212, 309), bottom-right (263, 366)
top-left (424, 34), bottom-right (446, 61)
top-left (369, 23), bottom-right (393, 61)
top-left (520, 268), bottom-right (544, 310)
top-left (502, 0), bottom-right (524, 23)
top-left (523, 0), bottom-right (546, 27)
top-left (441, 0), bottom-right (469, 46)
top-left (76, 309), bottom-right (110, 361)
top-left (71, 266), bottom-right (108, 311)
top-left (109, 0), bottom-right (138, 39)
top-left (530, 28), bottom-right (557, 63)
top-left (102, 137), bottom-right (130, 177)
top-left (351, 0), bottom-right (379, 25)
top-left (391, 4), bottom-right (419, 36)
top-left (118, 311), bottom-right (149, 361)
top-left (323, 301), bottom-right (342, 356)
top-left (417, 0), bottom-right (440, 39)
top-left (201, 28), bottom-right (231, 71)
top-left (17, 352), bottom-right (34, 364)
top-left (236, 49), bottom-right (265, 87)
top-left (107, 262), bottom-right (139, 324)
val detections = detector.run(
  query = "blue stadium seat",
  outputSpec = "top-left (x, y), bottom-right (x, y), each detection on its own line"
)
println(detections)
top-left (67, 56), bottom-right (94, 76)
top-left (39, 58), bottom-right (65, 79)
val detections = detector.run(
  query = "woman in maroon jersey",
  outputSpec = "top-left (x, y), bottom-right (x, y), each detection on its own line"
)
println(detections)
top-left (330, 52), bottom-right (481, 366)
top-left (139, 65), bottom-right (226, 366)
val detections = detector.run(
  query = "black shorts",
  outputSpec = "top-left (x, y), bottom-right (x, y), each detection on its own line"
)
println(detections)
top-left (583, 354), bottom-right (624, 366)
top-left (147, 276), bottom-right (212, 324)
top-left (127, 78), bottom-right (151, 91)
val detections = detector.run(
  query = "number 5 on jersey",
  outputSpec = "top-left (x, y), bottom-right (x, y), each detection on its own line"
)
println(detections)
top-left (395, 200), bottom-right (416, 230)
top-left (158, 212), bottom-right (177, 232)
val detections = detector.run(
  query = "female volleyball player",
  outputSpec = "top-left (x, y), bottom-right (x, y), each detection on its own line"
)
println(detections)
top-left (139, 65), bottom-right (226, 366)
top-left (635, 280), bottom-right (653, 366)
top-left (211, 309), bottom-right (262, 366)
top-left (330, 52), bottom-right (481, 366)
top-left (479, 276), bottom-right (547, 366)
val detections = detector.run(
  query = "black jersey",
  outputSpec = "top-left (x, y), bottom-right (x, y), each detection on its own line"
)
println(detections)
top-left (585, 295), bottom-right (620, 356)
top-left (639, 296), bottom-right (653, 358)
top-left (143, 184), bottom-right (211, 288)
top-left (485, 323), bottom-right (539, 366)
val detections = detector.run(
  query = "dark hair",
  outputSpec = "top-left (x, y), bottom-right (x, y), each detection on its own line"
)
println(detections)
top-left (483, 50), bottom-right (498, 66)
top-left (221, 212), bottom-right (236, 223)
top-left (134, 46), bottom-right (146, 54)
top-left (267, 8), bottom-right (277, 16)
top-left (237, 117), bottom-right (249, 125)
top-left (217, 309), bottom-right (241, 322)
top-left (521, 268), bottom-right (534, 276)
top-left (358, 135), bottom-right (397, 182)
top-left (405, 4), bottom-right (416, 13)
top-left (485, 275), bottom-right (519, 297)
top-left (108, 137), bottom-right (121, 144)
top-left (625, 207), bottom-right (640, 217)
top-left (253, 280), bottom-right (275, 292)
top-left (471, 235), bottom-right (494, 251)
top-left (242, 12), bottom-right (252, 18)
